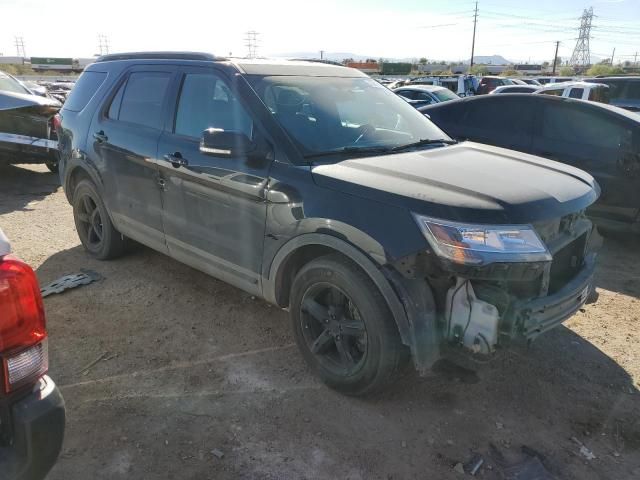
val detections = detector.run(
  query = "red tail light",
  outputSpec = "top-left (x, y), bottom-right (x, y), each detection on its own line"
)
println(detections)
top-left (0, 255), bottom-right (48, 393)
top-left (52, 113), bottom-right (62, 132)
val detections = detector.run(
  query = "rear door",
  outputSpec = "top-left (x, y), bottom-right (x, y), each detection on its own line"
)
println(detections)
top-left (454, 96), bottom-right (536, 152)
top-left (156, 66), bottom-right (271, 294)
top-left (89, 66), bottom-right (175, 253)
top-left (531, 100), bottom-right (640, 221)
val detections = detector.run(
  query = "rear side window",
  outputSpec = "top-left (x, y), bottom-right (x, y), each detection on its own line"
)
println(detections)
top-left (568, 88), bottom-right (584, 99)
top-left (115, 72), bottom-right (171, 130)
top-left (63, 71), bottom-right (107, 112)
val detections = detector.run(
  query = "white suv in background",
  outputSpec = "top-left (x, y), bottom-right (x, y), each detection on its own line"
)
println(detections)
top-left (534, 81), bottom-right (610, 104)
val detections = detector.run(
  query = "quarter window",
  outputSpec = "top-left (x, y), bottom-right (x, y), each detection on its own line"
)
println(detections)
top-left (174, 72), bottom-right (253, 139)
top-left (568, 88), bottom-right (584, 99)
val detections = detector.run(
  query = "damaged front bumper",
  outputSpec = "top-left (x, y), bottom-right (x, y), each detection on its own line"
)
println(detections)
top-left (514, 253), bottom-right (595, 342)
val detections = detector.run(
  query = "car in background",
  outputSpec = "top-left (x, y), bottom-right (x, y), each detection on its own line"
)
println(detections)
top-left (532, 76), bottom-right (574, 85)
top-left (520, 78), bottom-right (542, 86)
top-left (490, 84), bottom-right (540, 94)
top-left (419, 94), bottom-right (640, 233)
top-left (475, 76), bottom-right (515, 95)
top-left (20, 81), bottom-right (48, 97)
top-left (0, 227), bottom-right (66, 480)
top-left (394, 85), bottom-right (460, 108)
top-left (535, 81), bottom-right (610, 104)
top-left (584, 76), bottom-right (640, 112)
top-left (0, 72), bottom-right (62, 172)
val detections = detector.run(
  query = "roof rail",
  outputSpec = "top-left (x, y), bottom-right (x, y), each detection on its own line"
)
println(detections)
top-left (95, 52), bottom-right (224, 63)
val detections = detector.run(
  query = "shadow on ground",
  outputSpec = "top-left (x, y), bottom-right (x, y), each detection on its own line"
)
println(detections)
top-left (0, 164), bottom-right (60, 215)
top-left (595, 235), bottom-right (640, 299)
top-left (37, 242), bottom-right (640, 480)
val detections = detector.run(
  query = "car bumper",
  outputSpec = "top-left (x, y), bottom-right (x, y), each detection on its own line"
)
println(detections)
top-left (0, 376), bottom-right (65, 480)
top-left (514, 253), bottom-right (596, 341)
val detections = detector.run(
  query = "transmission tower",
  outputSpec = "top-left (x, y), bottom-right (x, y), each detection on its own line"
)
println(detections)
top-left (14, 36), bottom-right (26, 58)
top-left (245, 31), bottom-right (259, 59)
top-left (569, 7), bottom-right (593, 70)
top-left (97, 34), bottom-right (110, 55)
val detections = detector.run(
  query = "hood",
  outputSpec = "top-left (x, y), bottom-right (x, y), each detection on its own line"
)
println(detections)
top-left (312, 142), bottom-right (599, 224)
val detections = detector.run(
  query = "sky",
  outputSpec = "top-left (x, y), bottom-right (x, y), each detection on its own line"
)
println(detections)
top-left (1, 0), bottom-right (639, 64)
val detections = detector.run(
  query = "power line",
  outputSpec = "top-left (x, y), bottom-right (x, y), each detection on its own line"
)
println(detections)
top-left (14, 36), bottom-right (26, 58)
top-left (245, 31), bottom-right (260, 59)
top-left (570, 7), bottom-right (593, 70)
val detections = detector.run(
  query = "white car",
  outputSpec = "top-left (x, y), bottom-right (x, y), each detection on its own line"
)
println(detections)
top-left (489, 85), bottom-right (541, 94)
top-left (534, 81), bottom-right (610, 104)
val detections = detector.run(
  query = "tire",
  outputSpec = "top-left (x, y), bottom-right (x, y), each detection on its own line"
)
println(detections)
top-left (72, 179), bottom-right (125, 260)
top-left (290, 254), bottom-right (407, 396)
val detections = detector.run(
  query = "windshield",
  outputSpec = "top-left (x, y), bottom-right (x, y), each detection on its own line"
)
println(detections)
top-left (432, 88), bottom-right (459, 102)
top-left (0, 74), bottom-right (31, 95)
top-left (247, 75), bottom-right (449, 156)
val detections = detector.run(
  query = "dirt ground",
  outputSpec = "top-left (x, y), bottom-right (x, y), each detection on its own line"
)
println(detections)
top-left (1, 163), bottom-right (639, 480)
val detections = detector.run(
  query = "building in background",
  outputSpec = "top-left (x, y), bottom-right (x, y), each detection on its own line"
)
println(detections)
top-left (345, 61), bottom-right (380, 74)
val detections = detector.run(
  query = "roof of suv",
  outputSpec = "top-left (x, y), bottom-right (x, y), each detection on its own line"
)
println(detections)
top-left (93, 51), bottom-right (365, 77)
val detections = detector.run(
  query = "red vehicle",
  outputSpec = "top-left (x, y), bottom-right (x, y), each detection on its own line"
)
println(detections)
top-left (0, 228), bottom-right (65, 480)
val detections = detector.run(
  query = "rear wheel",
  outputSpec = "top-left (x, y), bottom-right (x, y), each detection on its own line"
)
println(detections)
top-left (72, 179), bottom-right (125, 260)
top-left (290, 254), bottom-right (406, 396)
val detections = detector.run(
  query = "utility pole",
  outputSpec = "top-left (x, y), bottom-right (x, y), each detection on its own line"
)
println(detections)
top-left (635, 51), bottom-right (638, 67)
top-left (610, 47), bottom-right (615, 65)
top-left (245, 31), bottom-right (260, 59)
top-left (14, 36), bottom-right (26, 58)
top-left (570, 7), bottom-right (593, 71)
top-left (320, 50), bottom-right (324, 60)
top-left (552, 41), bottom-right (560, 75)
top-left (470, 1), bottom-right (478, 68)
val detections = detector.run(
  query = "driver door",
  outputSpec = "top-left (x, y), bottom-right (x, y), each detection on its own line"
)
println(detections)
top-left (157, 66), bottom-right (271, 294)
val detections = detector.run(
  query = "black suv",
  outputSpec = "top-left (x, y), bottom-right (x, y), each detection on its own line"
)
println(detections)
top-left (58, 52), bottom-right (600, 395)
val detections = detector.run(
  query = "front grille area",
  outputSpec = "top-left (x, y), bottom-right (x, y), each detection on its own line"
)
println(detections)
top-left (549, 233), bottom-right (587, 294)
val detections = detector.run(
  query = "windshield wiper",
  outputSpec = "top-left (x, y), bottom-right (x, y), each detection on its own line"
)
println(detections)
top-left (391, 138), bottom-right (458, 152)
top-left (304, 145), bottom-right (392, 159)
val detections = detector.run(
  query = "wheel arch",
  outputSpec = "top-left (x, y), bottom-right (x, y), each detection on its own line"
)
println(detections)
top-left (264, 233), bottom-right (413, 349)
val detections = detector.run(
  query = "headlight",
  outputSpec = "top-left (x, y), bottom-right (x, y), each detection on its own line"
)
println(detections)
top-left (413, 214), bottom-right (551, 265)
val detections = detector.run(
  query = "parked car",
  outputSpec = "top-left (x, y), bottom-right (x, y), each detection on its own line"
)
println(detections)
top-left (584, 76), bottom-right (640, 112)
top-left (394, 85), bottom-right (460, 108)
top-left (20, 81), bottom-right (48, 97)
top-left (475, 76), bottom-right (515, 95)
top-left (519, 78), bottom-right (542, 86)
top-left (0, 71), bottom-right (61, 172)
top-left (420, 94), bottom-right (640, 232)
top-left (532, 76), bottom-right (574, 85)
top-left (490, 85), bottom-right (540, 94)
top-left (535, 81), bottom-right (610, 104)
top-left (0, 227), bottom-right (65, 480)
top-left (59, 53), bottom-right (599, 395)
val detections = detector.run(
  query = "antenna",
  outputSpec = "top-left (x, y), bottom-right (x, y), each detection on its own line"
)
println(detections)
top-left (569, 7), bottom-right (593, 71)
top-left (14, 36), bottom-right (26, 58)
top-left (244, 31), bottom-right (260, 59)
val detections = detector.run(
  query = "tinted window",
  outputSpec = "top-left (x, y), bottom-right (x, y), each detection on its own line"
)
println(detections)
top-left (107, 81), bottom-right (125, 119)
top-left (396, 90), bottom-right (416, 100)
top-left (414, 92), bottom-right (435, 103)
top-left (568, 88), bottom-right (584, 99)
top-left (118, 72), bottom-right (171, 129)
top-left (465, 98), bottom-right (529, 134)
top-left (540, 88), bottom-right (564, 97)
top-left (174, 72), bottom-right (253, 139)
top-left (542, 103), bottom-right (632, 150)
top-left (506, 87), bottom-right (537, 93)
top-left (63, 71), bottom-right (107, 112)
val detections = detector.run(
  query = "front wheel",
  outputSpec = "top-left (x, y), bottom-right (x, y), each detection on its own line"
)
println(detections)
top-left (290, 254), bottom-right (407, 396)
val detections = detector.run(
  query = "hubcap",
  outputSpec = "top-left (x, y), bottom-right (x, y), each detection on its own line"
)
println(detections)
top-left (76, 194), bottom-right (103, 249)
top-left (300, 283), bottom-right (367, 376)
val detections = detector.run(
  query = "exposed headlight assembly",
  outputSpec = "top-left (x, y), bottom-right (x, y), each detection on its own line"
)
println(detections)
top-left (413, 214), bottom-right (551, 266)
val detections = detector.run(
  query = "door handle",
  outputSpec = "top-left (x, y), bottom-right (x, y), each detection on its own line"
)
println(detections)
top-left (93, 130), bottom-right (108, 143)
top-left (164, 152), bottom-right (189, 168)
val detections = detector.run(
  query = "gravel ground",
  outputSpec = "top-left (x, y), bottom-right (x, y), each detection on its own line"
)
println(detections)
top-left (1, 163), bottom-right (639, 480)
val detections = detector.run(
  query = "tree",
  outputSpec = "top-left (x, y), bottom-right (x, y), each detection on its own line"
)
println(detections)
top-left (559, 66), bottom-right (575, 76)
top-left (419, 57), bottom-right (428, 64)
top-left (469, 64), bottom-right (489, 75)
top-left (542, 61), bottom-right (550, 68)
top-left (586, 64), bottom-right (623, 76)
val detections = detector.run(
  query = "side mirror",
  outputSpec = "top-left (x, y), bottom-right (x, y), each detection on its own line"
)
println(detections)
top-left (200, 128), bottom-right (255, 157)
